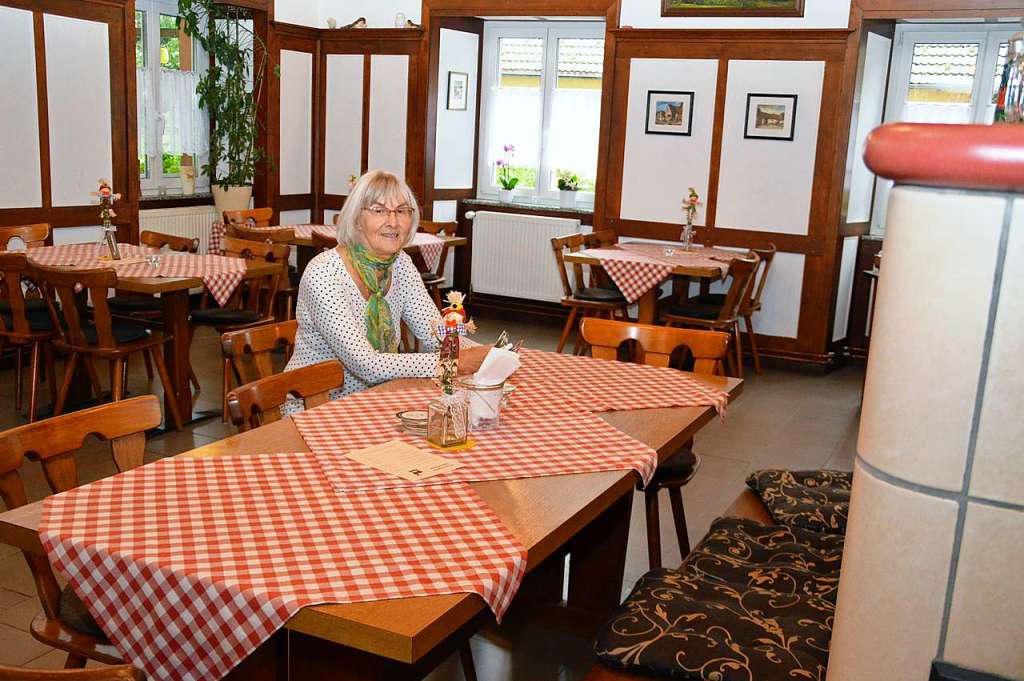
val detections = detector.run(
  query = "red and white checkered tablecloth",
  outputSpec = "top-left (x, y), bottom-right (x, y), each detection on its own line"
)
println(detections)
top-left (294, 383), bottom-right (659, 491)
top-left (208, 224), bottom-right (446, 271)
top-left (583, 247), bottom-right (675, 304)
top-left (514, 348), bottom-right (729, 416)
top-left (618, 242), bottom-right (734, 276)
top-left (26, 246), bottom-right (246, 307)
top-left (40, 453), bottom-right (526, 681)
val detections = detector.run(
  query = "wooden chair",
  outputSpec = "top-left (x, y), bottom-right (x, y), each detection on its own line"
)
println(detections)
top-left (32, 265), bottom-right (183, 430)
top-left (580, 317), bottom-right (730, 569)
top-left (222, 207), bottom-right (273, 228)
top-left (222, 225), bottom-right (298, 322)
top-left (415, 221), bottom-right (457, 309)
top-left (661, 253), bottom-right (760, 378)
top-left (191, 236), bottom-right (290, 415)
top-left (551, 230), bottom-right (628, 354)
top-left (686, 244), bottom-right (776, 374)
top-left (0, 223), bottom-right (50, 250)
top-left (220, 319), bottom-right (297, 415)
top-left (0, 666), bottom-right (143, 680)
top-left (311, 230), bottom-right (338, 252)
top-left (0, 253), bottom-right (57, 422)
top-left (226, 360), bottom-right (344, 432)
top-left (0, 396), bottom-right (162, 668)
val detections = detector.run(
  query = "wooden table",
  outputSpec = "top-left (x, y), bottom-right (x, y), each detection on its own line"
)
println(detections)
top-left (0, 373), bottom-right (741, 680)
top-left (112, 259), bottom-right (283, 425)
top-left (564, 247), bottom-right (724, 324)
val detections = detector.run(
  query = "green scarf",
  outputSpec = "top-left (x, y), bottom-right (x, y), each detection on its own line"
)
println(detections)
top-left (348, 243), bottom-right (399, 352)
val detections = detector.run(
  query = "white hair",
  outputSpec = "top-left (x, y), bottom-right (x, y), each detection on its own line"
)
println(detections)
top-left (335, 170), bottom-right (420, 248)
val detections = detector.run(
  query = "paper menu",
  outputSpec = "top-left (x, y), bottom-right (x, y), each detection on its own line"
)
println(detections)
top-left (346, 440), bottom-right (463, 482)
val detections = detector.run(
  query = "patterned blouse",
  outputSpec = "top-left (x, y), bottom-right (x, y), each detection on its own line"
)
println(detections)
top-left (282, 248), bottom-right (441, 413)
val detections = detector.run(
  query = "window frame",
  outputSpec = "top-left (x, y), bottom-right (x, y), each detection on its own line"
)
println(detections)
top-left (137, 0), bottom-right (210, 196)
top-left (477, 21), bottom-right (605, 207)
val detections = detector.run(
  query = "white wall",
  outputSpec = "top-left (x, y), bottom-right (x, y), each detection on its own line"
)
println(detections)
top-left (45, 14), bottom-right (113, 207)
top-left (0, 6), bottom-right (42, 209)
top-left (318, 0), bottom-right (420, 28)
top-left (620, 0), bottom-right (850, 29)
top-left (324, 54), bottom-right (363, 195)
top-left (434, 28), bottom-right (480, 189)
top-left (846, 32), bottom-right (891, 224)
top-left (279, 50), bottom-right (313, 195)
top-left (716, 59), bottom-right (825, 235)
top-left (832, 235), bottom-right (859, 342)
top-left (367, 54), bottom-right (410, 178)
top-left (620, 58), bottom-right (718, 225)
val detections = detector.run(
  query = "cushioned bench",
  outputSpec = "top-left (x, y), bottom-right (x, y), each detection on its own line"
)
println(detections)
top-left (584, 470), bottom-right (852, 681)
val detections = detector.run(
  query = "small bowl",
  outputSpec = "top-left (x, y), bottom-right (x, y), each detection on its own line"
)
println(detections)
top-left (396, 409), bottom-right (429, 434)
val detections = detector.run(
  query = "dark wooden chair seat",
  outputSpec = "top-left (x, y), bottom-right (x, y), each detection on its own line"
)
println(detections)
top-left (574, 286), bottom-right (626, 303)
top-left (106, 295), bottom-right (162, 313)
top-left (57, 588), bottom-right (104, 638)
top-left (189, 307), bottom-right (265, 326)
top-left (647, 447), bottom-right (699, 485)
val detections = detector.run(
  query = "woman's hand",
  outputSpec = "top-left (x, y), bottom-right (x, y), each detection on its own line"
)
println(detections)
top-left (457, 344), bottom-right (493, 375)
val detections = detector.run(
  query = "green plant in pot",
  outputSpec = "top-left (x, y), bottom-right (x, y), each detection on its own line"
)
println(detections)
top-left (556, 169), bottom-right (580, 208)
top-left (178, 0), bottom-right (272, 213)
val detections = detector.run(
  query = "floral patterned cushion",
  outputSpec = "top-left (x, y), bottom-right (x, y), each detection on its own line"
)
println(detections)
top-left (745, 469), bottom-right (853, 535)
top-left (595, 517), bottom-right (843, 680)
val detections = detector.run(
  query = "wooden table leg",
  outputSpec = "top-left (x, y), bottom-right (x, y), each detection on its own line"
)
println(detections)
top-left (636, 291), bottom-right (658, 325)
top-left (566, 490), bottom-right (633, 625)
top-left (160, 289), bottom-right (192, 424)
top-left (221, 630), bottom-right (287, 681)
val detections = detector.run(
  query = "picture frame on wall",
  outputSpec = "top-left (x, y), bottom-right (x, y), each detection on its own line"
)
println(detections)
top-left (645, 90), bottom-right (694, 136)
top-left (447, 71), bottom-right (469, 111)
top-left (661, 0), bottom-right (805, 17)
top-left (744, 93), bottom-right (798, 141)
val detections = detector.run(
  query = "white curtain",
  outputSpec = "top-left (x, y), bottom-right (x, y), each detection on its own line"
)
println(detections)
top-left (901, 102), bottom-right (974, 123)
top-left (159, 69), bottom-right (209, 156)
top-left (484, 85), bottom-right (542, 185)
top-left (545, 87), bottom-right (601, 189)
top-left (136, 67), bottom-right (149, 159)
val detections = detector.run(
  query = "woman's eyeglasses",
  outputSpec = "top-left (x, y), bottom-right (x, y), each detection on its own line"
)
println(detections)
top-left (363, 206), bottom-right (414, 219)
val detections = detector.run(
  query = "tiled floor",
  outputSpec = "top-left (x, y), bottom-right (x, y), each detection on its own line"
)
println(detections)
top-left (0, 317), bottom-right (864, 677)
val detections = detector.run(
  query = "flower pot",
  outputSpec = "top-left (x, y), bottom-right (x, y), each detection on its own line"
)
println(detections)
top-left (212, 185), bottom-right (253, 214)
top-left (559, 190), bottom-right (577, 209)
top-left (498, 188), bottom-right (514, 203)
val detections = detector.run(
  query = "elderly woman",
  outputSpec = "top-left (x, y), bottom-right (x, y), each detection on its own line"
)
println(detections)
top-left (283, 170), bottom-right (488, 411)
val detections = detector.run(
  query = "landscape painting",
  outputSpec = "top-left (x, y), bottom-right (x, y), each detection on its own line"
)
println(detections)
top-left (744, 94), bottom-right (798, 141)
top-left (645, 91), bottom-right (694, 136)
top-left (662, 0), bottom-right (805, 17)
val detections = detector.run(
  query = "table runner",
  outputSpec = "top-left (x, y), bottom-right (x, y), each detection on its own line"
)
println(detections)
top-left (584, 243), bottom-right (735, 304)
top-left (26, 245), bottom-right (246, 307)
top-left (40, 452), bottom-right (526, 681)
top-left (208, 223), bottom-right (446, 271)
top-left (293, 383), bottom-right (659, 491)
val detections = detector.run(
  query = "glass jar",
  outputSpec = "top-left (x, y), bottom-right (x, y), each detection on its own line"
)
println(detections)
top-left (457, 377), bottom-right (505, 432)
top-left (427, 393), bottom-right (468, 447)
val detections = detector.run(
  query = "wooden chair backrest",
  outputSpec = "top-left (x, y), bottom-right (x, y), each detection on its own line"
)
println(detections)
top-left (139, 230), bottom-right (199, 253)
top-left (0, 396), bottom-right (161, 620)
top-left (584, 229), bottom-right (617, 249)
top-left (417, 221), bottom-right (457, 275)
top-left (222, 207), bottom-right (273, 227)
top-left (0, 223), bottom-right (50, 251)
top-left (221, 319), bottom-right (298, 386)
top-left (219, 236), bottom-right (290, 314)
top-left (0, 664), bottom-right (144, 680)
top-left (581, 318), bottom-right (730, 374)
top-left (311, 230), bottom-right (338, 252)
top-left (226, 360), bottom-right (344, 432)
top-left (716, 254), bottom-right (760, 323)
top-left (744, 243), bottom-right (777, 312)
top-left (32, 264), bottom-right (121, 350)
top-left (551, 233), bottom-right (589, 298)
top-left (0, 252), bottom-right (34, 337)
top-left (225, 224), bottom-right (296, 244)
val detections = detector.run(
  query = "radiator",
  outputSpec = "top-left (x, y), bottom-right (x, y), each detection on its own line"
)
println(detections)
top-left (139, 205), bottom-right (219, 253)
top-left (469, 211), bottom-right (584, 303)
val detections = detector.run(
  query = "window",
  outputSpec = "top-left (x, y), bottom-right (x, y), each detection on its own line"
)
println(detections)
top-left (136, 0), bottom-right (209, 195)
top-left (478, 22), bottom-right (604, 205)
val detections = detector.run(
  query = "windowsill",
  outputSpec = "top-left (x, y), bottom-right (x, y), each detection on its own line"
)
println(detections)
top-left (139, 192), bottom-right (214, 210)
top-left (464, 197), bottom-right (594, 217)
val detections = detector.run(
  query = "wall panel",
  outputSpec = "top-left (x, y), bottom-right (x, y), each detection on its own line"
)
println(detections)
top-left (832, 235), bottom-right (859, 341)
top-left (45, 13), bottom-right (113, 208)
top-left (716, 59), bottom-right (825, 235)
top-left (324, 54), bottom-right (364, 195)
top-left (0, 6), bottom-right (42, 209)
top-left (368, 54), bottom-right (410, 178)
top-left (279, 49), bottom-right (314, 195)
top-left (434, 28), bottom-right (479, 189)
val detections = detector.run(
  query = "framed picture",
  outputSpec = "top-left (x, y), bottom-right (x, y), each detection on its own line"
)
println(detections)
top-left (662, 0), bottom-right (805, 17)
top-left (645, 90), bottom-right (694, 136)
top-left (447, 71), bottom-right (468, 111)
top-left (744, 93), bottom-right (798, 141)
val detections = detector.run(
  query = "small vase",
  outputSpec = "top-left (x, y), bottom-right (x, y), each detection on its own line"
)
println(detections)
top-left (559, 190), bottom-right (577, 209)
top-left (498, 188), bottom-right (514, 203)
top-left (681, 223), bottom-right (695, 251)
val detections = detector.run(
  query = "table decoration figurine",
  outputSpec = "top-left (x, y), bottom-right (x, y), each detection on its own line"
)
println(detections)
top-left (427, 291), bottom-right (475, 448)
top-left (93, 179), bottom-right (122, 260)
top-left (681, 186), bottom-right (701, 252)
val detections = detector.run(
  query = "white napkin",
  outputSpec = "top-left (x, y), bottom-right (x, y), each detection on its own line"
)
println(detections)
top-left (474, 347), bottom-right (520, 385)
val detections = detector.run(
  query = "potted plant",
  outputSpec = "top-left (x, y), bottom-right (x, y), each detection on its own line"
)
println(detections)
top-left (179, 0), bottom-right (272, 213)
top-left (496, 144), bottom-right (518, 202)
top-left (556, 170), bottom-right (580, 209)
